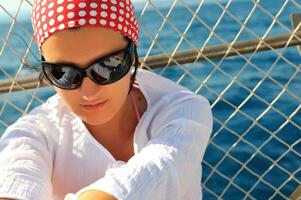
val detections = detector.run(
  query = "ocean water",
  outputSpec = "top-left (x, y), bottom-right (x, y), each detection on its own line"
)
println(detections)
top-left (0, 0), bottom-right (300, 199)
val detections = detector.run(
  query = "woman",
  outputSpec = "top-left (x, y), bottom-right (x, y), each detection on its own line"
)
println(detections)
top-left (0, 0), bottom-right (213, 199)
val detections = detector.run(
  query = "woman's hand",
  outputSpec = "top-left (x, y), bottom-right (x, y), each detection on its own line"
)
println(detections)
top-left (77, 190), bottom-right (117, 200)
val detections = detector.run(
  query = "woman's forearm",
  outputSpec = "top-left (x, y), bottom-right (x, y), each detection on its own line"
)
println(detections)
top-left (77, 190), bottom-right (118, 200)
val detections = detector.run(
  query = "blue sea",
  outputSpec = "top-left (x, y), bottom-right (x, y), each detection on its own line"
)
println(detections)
top-left (0, 0), bottom-right (300, 199)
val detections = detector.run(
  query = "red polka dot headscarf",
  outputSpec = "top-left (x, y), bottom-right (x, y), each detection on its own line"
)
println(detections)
top-left (31, 0), bottom-right (139, 50)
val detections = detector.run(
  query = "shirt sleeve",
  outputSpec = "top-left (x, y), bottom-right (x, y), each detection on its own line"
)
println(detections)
top-left (0, 116), bottom-right (55, 200)
top-left (65, 94), bottom-right (213, 200)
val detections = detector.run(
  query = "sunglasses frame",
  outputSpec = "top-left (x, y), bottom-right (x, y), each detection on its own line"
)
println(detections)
top-left (41, 41), bottom-right (135, 90)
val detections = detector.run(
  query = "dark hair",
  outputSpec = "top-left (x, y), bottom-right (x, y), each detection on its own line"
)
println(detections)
top-left (120, 35), bottom-right (139, 94)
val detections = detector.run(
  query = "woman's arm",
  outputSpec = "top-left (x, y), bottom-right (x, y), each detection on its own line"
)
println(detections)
top-left (67, 95), bottom-right (212, 200)
top-left (0, 116), bottom-right (55, 200)
top-left (77, 190), bottom-right (117, 200)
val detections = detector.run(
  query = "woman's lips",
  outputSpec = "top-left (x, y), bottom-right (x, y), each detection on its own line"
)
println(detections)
top-left (81, 100), bottom-right (108, 111)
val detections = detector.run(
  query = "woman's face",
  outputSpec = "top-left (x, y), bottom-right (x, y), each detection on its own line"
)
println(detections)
top-left (41, 27), bottom-right (131, 125)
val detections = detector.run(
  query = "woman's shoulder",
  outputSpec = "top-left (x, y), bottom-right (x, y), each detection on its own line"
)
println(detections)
top-left (134, 71), bottom-right (212, 152)
top-left (135, 69), bottom-right (212, 134)
top-left (136, 68), bottom-right (210, 111)
top-left (136, 68), bottom-right (191, 94)
top-left (149, 89), bottom-right (211, 123)
top-left (1, 93), bottom-right (69, 141)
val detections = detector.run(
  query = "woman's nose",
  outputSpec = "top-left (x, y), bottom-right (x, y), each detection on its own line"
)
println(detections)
top-left (80, 77), bottom-right (102, 101)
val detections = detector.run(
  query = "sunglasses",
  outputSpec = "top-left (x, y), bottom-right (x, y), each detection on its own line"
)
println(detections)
top-left (41, 41), bottom-right (135, 90)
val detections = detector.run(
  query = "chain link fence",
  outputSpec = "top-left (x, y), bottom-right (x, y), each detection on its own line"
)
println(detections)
top-left (0, 0), bottom-right (301, 199)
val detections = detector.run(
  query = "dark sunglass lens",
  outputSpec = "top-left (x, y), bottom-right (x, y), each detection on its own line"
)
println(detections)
top-left (103, 52), bottom-right (125, 68)
top-left (43, 64), bottom-right (82, 89)
top-left (86, 42), bottom-right (134, 85)
top-left (90, 65), bottom-right (111, 83)
top-left (89, 56), bottom-right (131, 85)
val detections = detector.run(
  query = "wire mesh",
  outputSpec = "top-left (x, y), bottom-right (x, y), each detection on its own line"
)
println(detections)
top-left (0, 0), bottom-right (300, 199)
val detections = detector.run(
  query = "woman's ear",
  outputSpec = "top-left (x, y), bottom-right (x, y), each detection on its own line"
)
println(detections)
top-left (131, 66), bottom-right (136, 72)
top-left (129, 66), bottom-right (134, 75)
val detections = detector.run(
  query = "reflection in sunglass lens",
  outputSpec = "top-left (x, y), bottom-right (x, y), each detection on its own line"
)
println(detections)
top-left (90, 63), bottom-right (111, 81)
top-left (44, 65), bottom-right (82, 89)
top-left (90, 67), bottom-right (110, 83)
top-left (103, 52), bottom-right (125, 68)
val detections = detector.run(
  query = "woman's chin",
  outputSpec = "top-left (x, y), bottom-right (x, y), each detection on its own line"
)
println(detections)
top-left (80, 114), bottom-right (112, 126)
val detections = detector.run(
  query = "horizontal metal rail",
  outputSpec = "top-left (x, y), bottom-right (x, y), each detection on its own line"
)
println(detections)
top-left (143, 31), bottom-right (301, 68)
top-left (0, 31), bottom-right (300, 94)
top-left (0, 75), bottom-right (49, 93)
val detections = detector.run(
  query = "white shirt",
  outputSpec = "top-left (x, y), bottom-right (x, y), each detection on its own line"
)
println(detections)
top-left (0, 68), bottom-right (213, 200)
